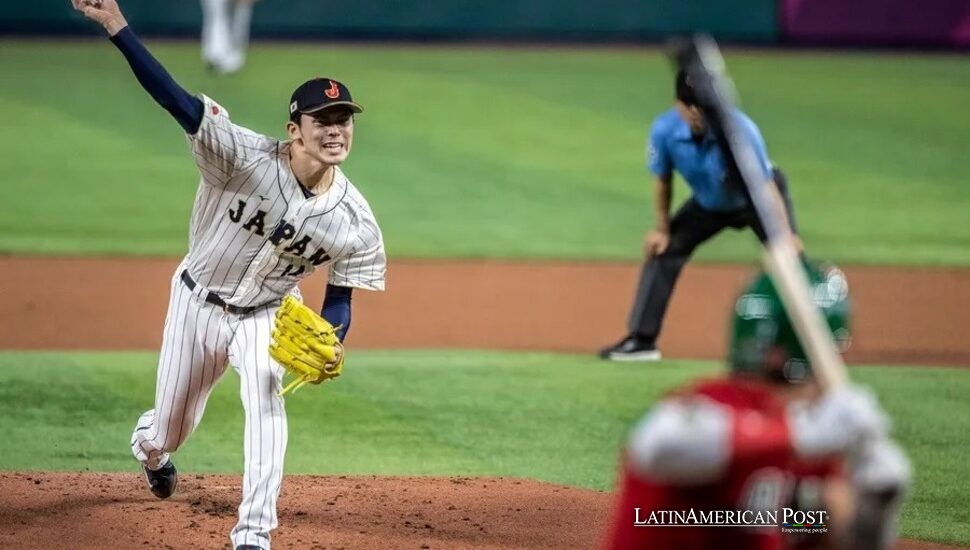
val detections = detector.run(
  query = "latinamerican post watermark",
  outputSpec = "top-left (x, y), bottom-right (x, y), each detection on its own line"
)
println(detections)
top-left (633, 508), bottom-right (828, 534)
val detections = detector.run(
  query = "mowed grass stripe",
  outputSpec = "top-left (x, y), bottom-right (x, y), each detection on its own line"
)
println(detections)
top-left (0, 42), bottom-right (968, 264)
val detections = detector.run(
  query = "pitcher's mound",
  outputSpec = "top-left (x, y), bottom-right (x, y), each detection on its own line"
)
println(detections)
top-left (0, 472), bottom-right (958, 550)
top-left (0, 472), bottom-right (607, 549)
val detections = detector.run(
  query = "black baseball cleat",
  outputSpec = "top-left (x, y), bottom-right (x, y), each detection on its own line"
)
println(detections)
top-left (236, 546), bottom-right (263, 550)
top-left (143, 460), bottom-right (178, 499)
top-left (599, 335), bottom-right (662, 361)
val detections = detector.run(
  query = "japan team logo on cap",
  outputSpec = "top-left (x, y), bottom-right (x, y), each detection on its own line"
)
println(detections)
top-left (325, 81), bottom-right (340, 99)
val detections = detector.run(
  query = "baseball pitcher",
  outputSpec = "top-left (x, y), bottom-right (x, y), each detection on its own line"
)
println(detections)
top-left (73, 1), bottom-right (386, 549)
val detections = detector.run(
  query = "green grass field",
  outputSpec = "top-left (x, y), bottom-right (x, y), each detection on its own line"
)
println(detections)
top-left (1, 39), bottom-right (967, 547)
top-left (0, 351), bottom-right (967, 545)
top-left (0, 41), bottom-right (968, 264)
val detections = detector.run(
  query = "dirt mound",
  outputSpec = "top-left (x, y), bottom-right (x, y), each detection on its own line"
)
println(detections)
top-left (0, 472), bottom-right (606, 549)
top-left (0, 472), bottom-right (959, 550)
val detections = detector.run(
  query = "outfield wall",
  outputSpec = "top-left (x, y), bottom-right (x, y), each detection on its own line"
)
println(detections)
top-left (3, 0), bottom-right (965, 46)
top-left (3, 0), bottom-right (775, 41)
top-left (781, 0), bottom-right (969, 47)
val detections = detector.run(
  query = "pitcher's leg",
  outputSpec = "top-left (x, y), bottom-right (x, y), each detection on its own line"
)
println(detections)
top-left (229, 306), bottom-right (288, 550)
top-left (131, 410), bottom-right (167, 470)
top-left (131, 280), bottom-right (229, 471)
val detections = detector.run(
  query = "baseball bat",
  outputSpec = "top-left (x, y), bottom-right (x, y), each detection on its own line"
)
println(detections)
top-left (670, 35), bottom-right (848, 390)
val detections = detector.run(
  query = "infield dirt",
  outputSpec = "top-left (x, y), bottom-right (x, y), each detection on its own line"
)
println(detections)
top-left (1, 257), bottom-right (967, 365)
top-left (0, 472), bottom-right (962, 550)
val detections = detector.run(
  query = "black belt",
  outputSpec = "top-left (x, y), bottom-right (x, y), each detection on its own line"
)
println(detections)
top-left (180, 270), bottom-right (259, 315)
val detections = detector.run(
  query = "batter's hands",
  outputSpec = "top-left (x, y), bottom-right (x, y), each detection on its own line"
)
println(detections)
top-left (851, 438), bottom-right (910, 495)
top-left (72, 0), bottom-right (127, 36)
top-left (788, 385), bottom-right (890, 459)
top-left (644, 229), bottom-right (670, 258)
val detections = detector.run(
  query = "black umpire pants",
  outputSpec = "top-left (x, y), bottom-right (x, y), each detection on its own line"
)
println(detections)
top-left (627, 168), bottom-right (796, 342)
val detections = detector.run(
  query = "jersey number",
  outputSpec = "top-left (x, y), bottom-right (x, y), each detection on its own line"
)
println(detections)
top-left (282, 263), bottom-right (307, 278)
top-left (739, 468), bottom-right (790, 513)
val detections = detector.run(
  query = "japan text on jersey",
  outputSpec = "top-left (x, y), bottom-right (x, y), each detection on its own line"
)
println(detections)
top-left (182, 96), bottom-right (386, 307)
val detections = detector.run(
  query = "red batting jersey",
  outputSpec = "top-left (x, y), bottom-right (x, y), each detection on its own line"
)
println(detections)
top-left (601, 378), bottom-right (839, 550)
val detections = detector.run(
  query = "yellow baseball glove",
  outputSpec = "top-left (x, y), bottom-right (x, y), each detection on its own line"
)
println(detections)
top-left (269, 295), bottom-right (345, 396)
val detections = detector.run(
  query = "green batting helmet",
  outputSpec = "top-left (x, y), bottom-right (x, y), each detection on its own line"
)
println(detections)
top-left (728, 261), bottom-right (851, 383)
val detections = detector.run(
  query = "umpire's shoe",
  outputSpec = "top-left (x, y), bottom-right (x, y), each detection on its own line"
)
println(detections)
top-left (143, 460), bottom-right (178, 499)
top-left (599, 335), bottom-right (662, 361)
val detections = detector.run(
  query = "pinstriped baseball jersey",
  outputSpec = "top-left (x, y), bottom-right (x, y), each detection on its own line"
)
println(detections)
top-left (184, 94), bottom-right (385, 306)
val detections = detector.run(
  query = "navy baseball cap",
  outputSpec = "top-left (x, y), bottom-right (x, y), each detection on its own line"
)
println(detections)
top-left (289, 77), bottom-right (363, 121)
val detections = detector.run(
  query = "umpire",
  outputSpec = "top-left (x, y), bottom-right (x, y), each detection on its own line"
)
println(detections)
top-left (600, 70), bottom-right (800, 361)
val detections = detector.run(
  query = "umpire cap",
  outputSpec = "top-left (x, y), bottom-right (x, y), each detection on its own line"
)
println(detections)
top-left (289, 77), bottom-right (363, 121)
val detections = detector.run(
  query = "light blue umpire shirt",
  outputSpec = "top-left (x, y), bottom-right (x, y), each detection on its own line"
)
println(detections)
top-left (647, 107), bottom-right (774, 212)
